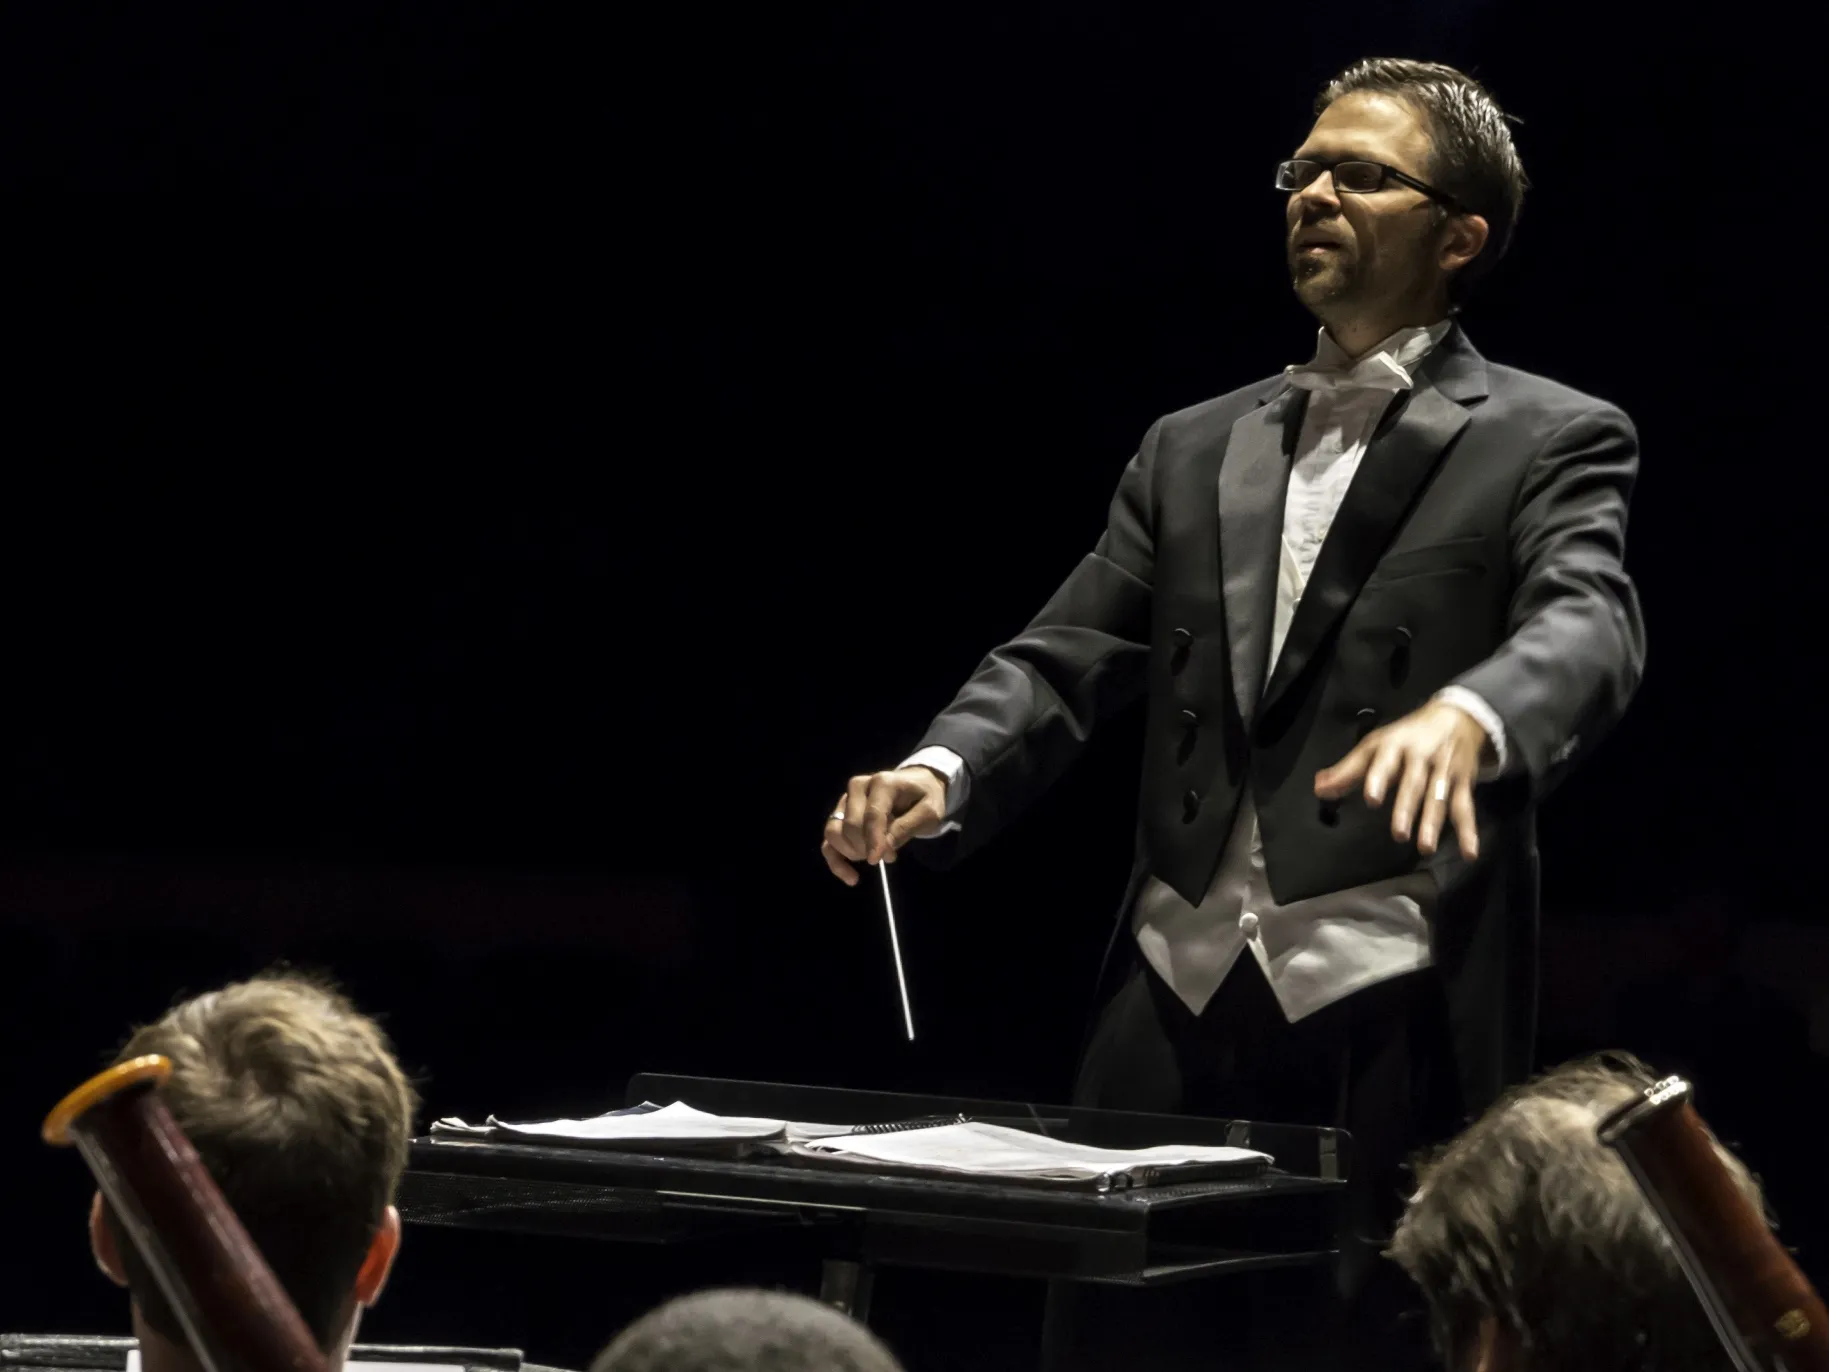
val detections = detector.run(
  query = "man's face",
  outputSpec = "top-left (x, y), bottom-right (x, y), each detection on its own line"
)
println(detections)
top-left (1285, 91), bottom-right (1448, 321)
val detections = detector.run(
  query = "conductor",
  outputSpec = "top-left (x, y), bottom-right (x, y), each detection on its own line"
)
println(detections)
top-left (820, 57), bottom-right (1645, 1369)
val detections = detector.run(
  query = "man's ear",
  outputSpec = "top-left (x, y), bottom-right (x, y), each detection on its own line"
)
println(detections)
top-left (89, 1192), bottom-right (130, 1287)
top-left (1440, 212), bottom-right (1490, 276)
top-left (353, 1206), bottom-right (401, 1307)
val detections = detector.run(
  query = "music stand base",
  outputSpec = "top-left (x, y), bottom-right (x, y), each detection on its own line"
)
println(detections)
top-left (820, 1258), bottom-right (875, 1320)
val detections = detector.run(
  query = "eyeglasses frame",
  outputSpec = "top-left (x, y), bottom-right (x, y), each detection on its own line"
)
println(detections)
top-left (1275, 158), bottom-right (1467, 215)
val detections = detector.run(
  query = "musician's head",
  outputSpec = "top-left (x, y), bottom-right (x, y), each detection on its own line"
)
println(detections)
top-left (87, 972), bottom-right (418, 1371)
top-left (592, 1288), bottom-right (906, 1372)
top-left (1389, 1053), bottom-right (1767, 1372)
top-left (1286, 59), bottom-right (1525, 350)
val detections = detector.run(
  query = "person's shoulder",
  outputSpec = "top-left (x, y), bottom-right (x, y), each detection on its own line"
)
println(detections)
top-left (1148, 373), bottom-right (1287, 448)
top-left (1478, 356), bottom-right (1637, 437)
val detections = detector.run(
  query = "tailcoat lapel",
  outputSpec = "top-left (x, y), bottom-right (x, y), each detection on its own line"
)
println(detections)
top-left (1218, 385), bottom-right (1306, 730)
top-left (1255, 337), bottom-right (1486, 719)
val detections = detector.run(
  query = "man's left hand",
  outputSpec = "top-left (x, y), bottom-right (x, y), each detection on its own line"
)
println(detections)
top-left (1314, 700), bottom-right (1490, 860)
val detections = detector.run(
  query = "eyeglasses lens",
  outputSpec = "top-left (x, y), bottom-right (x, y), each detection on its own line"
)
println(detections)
top-left (1275, 160), bottom-right (1386, 194)
top-left (1333, 162), bottom-right (1383, 193)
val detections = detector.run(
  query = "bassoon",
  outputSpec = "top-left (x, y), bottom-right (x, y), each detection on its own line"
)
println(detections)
top-left (43, 1055), bottom-right (329, 1372)
top-left (1599, 1075), bottom-right (1829, 1372)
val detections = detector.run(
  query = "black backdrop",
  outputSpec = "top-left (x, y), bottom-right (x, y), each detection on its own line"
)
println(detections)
top-left (0, 3), bottom-right (1821, 1369)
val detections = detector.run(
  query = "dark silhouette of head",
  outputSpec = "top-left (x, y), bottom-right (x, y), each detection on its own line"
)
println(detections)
top-left (592, 1289), bottom-right (905, 1372)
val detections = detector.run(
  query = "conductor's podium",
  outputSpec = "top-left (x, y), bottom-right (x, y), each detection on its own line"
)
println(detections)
top-left (397, 1074), bottom-right (1349, 1321)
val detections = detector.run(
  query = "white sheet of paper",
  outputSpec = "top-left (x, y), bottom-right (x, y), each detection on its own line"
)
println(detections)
top-left (432, 1101), bottom-right (863, 1147)
top-left (127, 1358), bottom-right (461, 1372)
top-left (485, 1100), bottom-right (788, 1144)
top-left (791, 1120), bottom-right (1270, 1182)
top-left (781, 1119), bottom-right (857, 1142)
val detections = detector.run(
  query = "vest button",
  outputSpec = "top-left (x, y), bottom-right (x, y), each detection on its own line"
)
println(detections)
top-left (1172, 628), bottom-right (1194, 647)
top-left (1182, 789), bottom-right (1201, 818)
top-left (1239, 911), bottom-right (1260, 938)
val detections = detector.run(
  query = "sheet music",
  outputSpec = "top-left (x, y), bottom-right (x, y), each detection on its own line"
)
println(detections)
top-left (433, 1100), bottom-right (791, 1144)
top-left (128, 1359), bottom-right (462, 1372)
top-left (428, 1102), bottom-right (1269, 1186)
top-left (788, 1120), bottom-right (1270, 1183)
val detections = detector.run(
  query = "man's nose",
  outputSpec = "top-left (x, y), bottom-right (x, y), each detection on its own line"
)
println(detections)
top-left (1291, 169), bottom-right (1341, 218)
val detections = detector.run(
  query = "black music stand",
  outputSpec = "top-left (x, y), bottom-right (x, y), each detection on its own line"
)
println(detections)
top-left (398, 1074), bottom-right (1350, 1322)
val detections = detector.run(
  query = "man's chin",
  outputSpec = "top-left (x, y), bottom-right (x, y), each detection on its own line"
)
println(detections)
top-left (1292, 266), bottom-right (1352, 311)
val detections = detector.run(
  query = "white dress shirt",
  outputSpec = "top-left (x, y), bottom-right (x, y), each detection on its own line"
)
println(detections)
top-left (906, 320), bottom-right (1507, 1022)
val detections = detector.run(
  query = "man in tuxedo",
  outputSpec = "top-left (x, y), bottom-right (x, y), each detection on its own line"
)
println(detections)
top-left (820, 57), bottom-right (1644, 1369)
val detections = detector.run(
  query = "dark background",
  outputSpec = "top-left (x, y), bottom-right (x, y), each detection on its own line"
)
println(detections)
top-left (0, 2), bottom-right (1820, 1369)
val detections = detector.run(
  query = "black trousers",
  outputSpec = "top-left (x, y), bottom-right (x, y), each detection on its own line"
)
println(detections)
top-left (1039, 952), bottom-right (1464, 1372)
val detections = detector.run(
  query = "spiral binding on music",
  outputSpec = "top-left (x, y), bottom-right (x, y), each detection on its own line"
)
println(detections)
top-left (848, 1113), bottom-right (968, 1136)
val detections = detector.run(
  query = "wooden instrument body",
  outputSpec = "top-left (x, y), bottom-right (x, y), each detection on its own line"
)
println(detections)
top-left (1601, 1076), bottom-right (1829, 1372)
top-left (44, 1057), bottom-right (330, 1372)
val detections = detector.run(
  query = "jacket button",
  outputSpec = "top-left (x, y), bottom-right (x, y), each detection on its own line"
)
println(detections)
top-left (1238, 911), bottom-right (1260, 938)
top-left (1182, 789), bottom-right (1201, 818)
top-left (1179, 708), bottom-right (1199, 726)
top-left (1172, 628), bottom-right (1194, 647)
top-left (1354, 707), bottom-right (1377, 740)
top-left (1393, 625), bottom-right (1413, 646)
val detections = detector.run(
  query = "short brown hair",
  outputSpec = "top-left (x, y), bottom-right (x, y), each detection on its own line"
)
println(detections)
top-left (108, 973), bottom-right (418, 1351)
top-left (1389, 1054), bottom-right (1766, 1371)
top-left (592, 1289), bottom-right (905, 1372)
top-left (1319, 58), bottom-right (1527, 304)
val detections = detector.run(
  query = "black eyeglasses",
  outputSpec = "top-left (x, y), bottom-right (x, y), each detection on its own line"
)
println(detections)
top-left (1274, 158), bottom-right (1464, 213)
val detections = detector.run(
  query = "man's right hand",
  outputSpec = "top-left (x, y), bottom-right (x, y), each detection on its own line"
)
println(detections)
top-left (821, 767), bottom-right (949, 886)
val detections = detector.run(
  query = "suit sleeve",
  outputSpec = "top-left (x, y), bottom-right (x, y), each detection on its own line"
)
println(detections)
top-left (911, 420), bottom-right (1162, 858)
top-left (1450, 404), bottom-right (1647, 797)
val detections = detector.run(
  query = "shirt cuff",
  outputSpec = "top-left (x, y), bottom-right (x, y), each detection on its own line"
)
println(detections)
top-left (1433, 686), bottom-right (1508, 780)
top-left (899, 745), bottom-right (968, 835)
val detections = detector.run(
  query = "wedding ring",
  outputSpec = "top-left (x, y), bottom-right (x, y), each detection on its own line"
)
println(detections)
top-left (1433, 778), bottom-right (1448, 802)
top-left (830, 811), bottom-right (847, 822)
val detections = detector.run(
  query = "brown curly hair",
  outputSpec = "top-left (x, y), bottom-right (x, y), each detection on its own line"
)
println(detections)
top-left (106, 972), bottom-right (418, 1351)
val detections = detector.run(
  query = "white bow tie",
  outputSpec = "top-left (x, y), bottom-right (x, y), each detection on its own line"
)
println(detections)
top-left (1282, 349), bottom-right (1416, 395)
